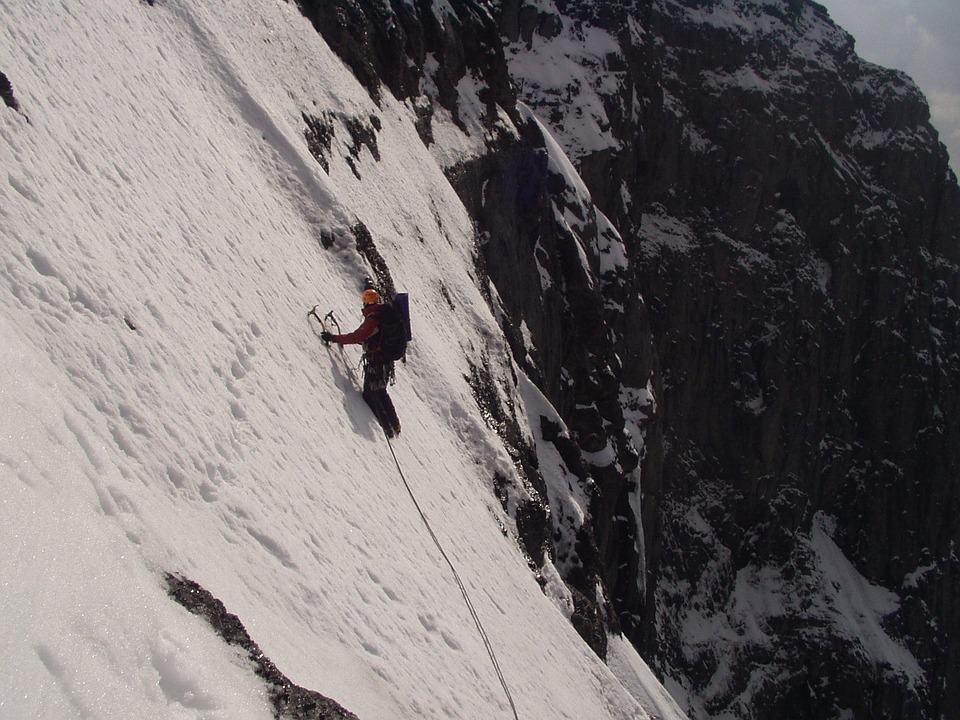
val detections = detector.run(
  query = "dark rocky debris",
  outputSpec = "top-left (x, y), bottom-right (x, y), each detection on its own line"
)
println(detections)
top-left (165, 573), bottom-right (359, 720)
top-left (1, 71), bottom-right (21, 113)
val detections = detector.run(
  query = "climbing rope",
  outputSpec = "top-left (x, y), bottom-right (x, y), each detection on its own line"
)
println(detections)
top-left (385, 437), bottom-right (520, 720)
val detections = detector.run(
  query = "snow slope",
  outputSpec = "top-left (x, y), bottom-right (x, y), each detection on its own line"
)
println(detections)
top-left (0, 1), bottom-right (686, 718)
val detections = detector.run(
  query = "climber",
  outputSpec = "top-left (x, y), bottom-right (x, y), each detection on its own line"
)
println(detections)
top-left (321, 288), bottom-right (402, 438)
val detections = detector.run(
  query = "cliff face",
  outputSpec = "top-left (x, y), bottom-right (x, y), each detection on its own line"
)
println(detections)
top-left (300, 0), bottom-right (960, 718)
top-left (620, 2), bottom-right (960, 717)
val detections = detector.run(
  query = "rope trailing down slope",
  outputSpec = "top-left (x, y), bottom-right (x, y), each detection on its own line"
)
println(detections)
top-left (385, 437), bottom-right (520, 720)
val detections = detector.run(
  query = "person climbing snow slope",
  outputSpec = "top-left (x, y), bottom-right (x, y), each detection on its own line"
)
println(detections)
top-left (321, 288), bottom-right (402, 438)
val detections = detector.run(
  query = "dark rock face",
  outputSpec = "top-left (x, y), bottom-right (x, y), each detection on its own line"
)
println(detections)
top-left (496, 0), bottom-right (959, 717)
top-left (166, 573), bottom-right (359, 720)
top-left (296, 0), bottom-right (515, 131)
top-left (300, 1), bottom-right (960, 718)
top-left (1, 71), bottom-right (21, 112)
top-left (625, 3), bottom-right (960, 717)
top-left (447, 115), bottom-right (658, 650)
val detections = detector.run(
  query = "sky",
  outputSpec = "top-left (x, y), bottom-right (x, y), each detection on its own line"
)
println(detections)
top-left (816, 0), bottom-right (960, 172)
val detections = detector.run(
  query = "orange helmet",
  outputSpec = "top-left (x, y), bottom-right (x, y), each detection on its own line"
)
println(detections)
top-left (362, 288), bottom-right (381, 305)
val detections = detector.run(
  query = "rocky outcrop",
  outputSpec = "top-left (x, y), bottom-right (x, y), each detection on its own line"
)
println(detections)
top-left (1, 71), bottom-right (20, 112)
top-left (166, 574), bottom-right (359, 720)
top-left (296, 0), bottom-right (515, 134)
top-left (450, 109), bottom-right (654, 657)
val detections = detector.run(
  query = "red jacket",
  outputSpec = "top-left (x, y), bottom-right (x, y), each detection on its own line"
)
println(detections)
top-left (332, 304), bottom-right (381, 349)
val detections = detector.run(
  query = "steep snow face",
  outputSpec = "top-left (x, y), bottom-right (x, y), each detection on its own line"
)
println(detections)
top-left (0, 1), bottom-right (686, 719)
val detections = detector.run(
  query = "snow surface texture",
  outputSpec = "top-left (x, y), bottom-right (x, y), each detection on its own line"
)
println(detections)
top-left (0, 1), bottom-right (686, 719)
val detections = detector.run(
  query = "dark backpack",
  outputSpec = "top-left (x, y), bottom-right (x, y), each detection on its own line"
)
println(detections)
top-left (376, 293), bottom-right (411, 362)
